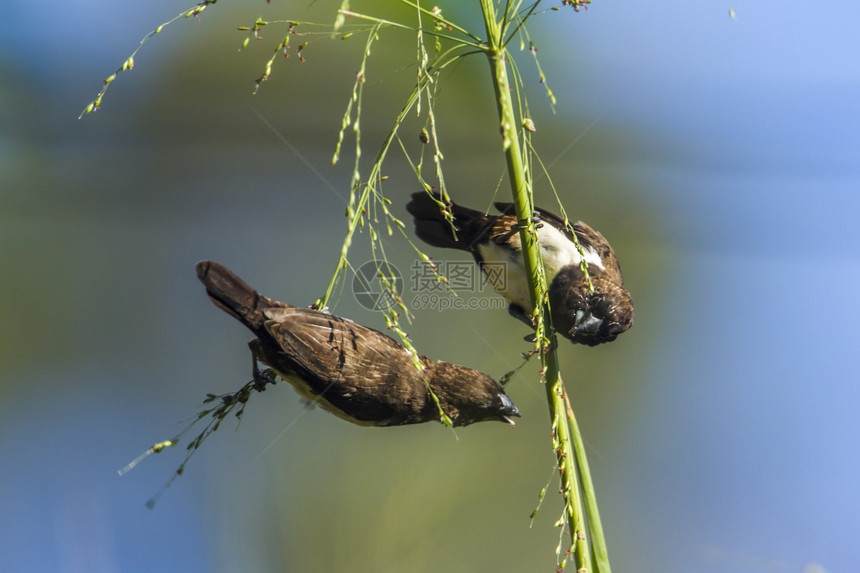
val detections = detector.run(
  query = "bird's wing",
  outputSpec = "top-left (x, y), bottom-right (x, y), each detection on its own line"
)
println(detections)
top-left (569, 221), bottom-right (625, 281)
top-left (493, 201), bottom-right (624, 280)
top-left (261, 307), bottom-right (422, 386)
top-left (486, 213), bottom-right (522, 249)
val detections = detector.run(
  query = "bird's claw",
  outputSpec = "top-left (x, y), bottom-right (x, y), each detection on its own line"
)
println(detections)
top-left (252, 367), bottom-right (278, 391)
top-left (520, 211), bottom-right (543, 229)
top-left (495, 212), bottom-right (543, 243)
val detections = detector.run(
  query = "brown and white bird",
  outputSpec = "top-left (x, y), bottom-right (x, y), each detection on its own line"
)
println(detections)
top-left (196, 260), bottom-right (521, 427)
top-left (406, 192), bottom-right (633, 346)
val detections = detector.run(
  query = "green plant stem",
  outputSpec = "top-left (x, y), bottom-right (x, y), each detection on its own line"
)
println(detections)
top-left (479, 2), bottom-right (601, 571)
top-left (563, 392), bottom-right (611, 571)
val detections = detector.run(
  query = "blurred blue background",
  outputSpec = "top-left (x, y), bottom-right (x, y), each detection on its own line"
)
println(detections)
top-left (2, 1), bottom-right (859, 572)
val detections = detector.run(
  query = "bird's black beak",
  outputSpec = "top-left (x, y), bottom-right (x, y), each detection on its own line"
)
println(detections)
top-left (569, 310), bottom-right (603, 338)
top-left (499, 394), bottom-right (521, 426)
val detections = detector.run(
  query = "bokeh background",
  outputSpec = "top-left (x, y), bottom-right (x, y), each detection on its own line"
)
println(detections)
top-left (2, 1), bottom-right (859, 572)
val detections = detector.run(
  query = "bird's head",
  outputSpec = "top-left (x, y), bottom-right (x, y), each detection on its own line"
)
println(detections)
top-left (549, 268), bottom-right (634, 346)
top-left (429, 363), bottom-right (521, 427)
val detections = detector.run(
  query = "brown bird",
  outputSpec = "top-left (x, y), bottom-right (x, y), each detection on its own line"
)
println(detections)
top-left (196, 260), bottom-right (520, 427)
top-left (406, 192), bottom-right (633, 346)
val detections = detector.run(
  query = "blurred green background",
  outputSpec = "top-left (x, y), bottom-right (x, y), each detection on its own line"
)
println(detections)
top-left (2, 1), bottom-right (859, 572)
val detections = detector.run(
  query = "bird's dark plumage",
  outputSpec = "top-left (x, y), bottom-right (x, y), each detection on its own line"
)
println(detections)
top-left (196, 260), bottom-right (520, 427)
top-left (406, 192), bottom-right (633, 346)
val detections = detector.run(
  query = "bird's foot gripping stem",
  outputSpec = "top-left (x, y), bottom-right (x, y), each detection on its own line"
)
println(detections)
top-left (494, 212), bottom-right (544, 244)
top-left (251, 356), bottom-right (278, 392)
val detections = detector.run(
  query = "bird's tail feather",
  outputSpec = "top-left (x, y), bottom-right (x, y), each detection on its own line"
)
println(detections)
top-left (406, 192), bottom-right (491, 250)
top-left (196, 260), bottom-right (284, 332)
